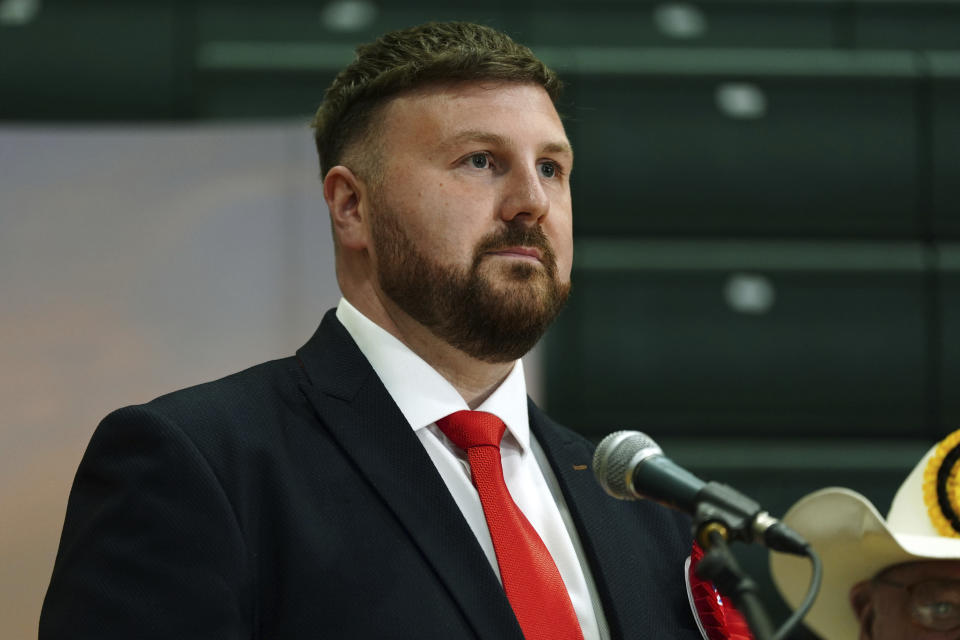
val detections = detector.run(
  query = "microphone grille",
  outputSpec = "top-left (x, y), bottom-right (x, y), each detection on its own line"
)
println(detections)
top-left (592, 430), bottom-right (662, 500)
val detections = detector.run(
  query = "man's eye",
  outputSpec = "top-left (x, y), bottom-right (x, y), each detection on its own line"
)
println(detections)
top-left (914, 600), bottom-right (960, 630)
top-left (470, 153), bottom-right (489, 169)
top-left (539, 162), bottom-right (557, 178)
top-left (928, 602), bottom-right (959, 619)
top-left (910, 580), bottom-right (960, 630)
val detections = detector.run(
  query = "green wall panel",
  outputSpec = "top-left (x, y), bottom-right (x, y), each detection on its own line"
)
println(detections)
top-left (529, 1), bottom-right (844, 49)
top-left (567, 54), bottom-right (921, 237)
top-left (546, 240), bottom-right (930, 437)
top-left (931, 55), bottom-right (960, 238)
top-left (1, 2), bottom-right (183, 119)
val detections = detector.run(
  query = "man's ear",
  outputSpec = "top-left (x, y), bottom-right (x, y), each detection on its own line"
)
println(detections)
top-left (324, 165), bottom-right (370, 251)
top-left (850, 580), bottom-right (876, 640)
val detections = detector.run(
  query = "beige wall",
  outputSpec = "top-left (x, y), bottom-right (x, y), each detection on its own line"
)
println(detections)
top-left (0, 122), bottom-right (545, 639)
top-left (0, 122), bottom-right (334, 638)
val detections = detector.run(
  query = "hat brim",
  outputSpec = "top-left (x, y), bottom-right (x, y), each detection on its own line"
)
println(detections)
top-left (769, 487), bottom-right (960, 640)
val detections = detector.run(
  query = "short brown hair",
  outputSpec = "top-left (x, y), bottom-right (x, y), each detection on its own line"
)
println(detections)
top-left (311, 21), bottom-right (562, 179)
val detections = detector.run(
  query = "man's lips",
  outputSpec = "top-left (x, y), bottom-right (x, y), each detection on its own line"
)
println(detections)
top-left (487, 246), bottom-right (543, 262)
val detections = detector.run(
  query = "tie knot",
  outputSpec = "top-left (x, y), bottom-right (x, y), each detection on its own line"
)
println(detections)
top-left (435, 410), bottom-right (506, 450)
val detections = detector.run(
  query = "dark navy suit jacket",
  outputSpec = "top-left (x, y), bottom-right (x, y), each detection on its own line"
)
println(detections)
top-left (40, 310), bottom-right (702, 639)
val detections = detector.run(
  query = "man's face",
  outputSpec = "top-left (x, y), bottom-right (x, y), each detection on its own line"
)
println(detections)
top-left (853, 560), bottom-right (960, 640)
top-left (363, 81), bottom-right (574, 362)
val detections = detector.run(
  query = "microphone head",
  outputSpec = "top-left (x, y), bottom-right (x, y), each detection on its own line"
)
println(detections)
top-left (592, 430), bottom-right (663, 500)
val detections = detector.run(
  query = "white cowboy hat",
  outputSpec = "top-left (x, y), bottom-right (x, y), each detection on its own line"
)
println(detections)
top-left (770, 431), bottom-right (960, 640)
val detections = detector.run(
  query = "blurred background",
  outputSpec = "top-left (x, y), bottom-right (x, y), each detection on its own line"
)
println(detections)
top-left (2, 0), bottom-right (959, 638)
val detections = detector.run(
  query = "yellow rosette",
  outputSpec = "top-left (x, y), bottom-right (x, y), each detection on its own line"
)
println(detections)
top-left (923, 429), bottom-right (960, 538)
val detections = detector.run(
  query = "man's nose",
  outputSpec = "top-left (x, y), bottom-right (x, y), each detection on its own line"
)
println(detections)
top-left (499, 165), bottom-right (550, 225)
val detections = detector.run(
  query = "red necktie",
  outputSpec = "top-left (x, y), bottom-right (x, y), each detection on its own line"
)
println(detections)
top-left (436, 410), bottom-right (584, 640)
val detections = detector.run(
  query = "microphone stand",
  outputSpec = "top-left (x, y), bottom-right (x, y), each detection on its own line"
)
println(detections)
top-left (693, 510), bottom-right (775, 640)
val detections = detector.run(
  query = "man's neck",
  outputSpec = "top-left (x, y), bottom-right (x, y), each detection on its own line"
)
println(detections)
top-left (345, 288), bottom-right (515, 409)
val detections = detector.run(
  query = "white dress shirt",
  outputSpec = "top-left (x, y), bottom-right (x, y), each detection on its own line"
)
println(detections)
top-left (336, 298), bottom-right (607, 640)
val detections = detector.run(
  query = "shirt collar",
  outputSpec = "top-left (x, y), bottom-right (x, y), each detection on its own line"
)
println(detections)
top-left (336, 297), bottom-right (530, 451)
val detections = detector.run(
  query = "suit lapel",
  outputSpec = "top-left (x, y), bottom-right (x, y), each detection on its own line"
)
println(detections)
top-left (296, 311), bottom-right (524, 640)
top-left (529, 401), bottom-right (642, 640)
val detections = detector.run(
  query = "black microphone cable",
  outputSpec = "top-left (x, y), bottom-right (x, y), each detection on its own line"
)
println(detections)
top-left (772, 544), bottom-right (821, 640)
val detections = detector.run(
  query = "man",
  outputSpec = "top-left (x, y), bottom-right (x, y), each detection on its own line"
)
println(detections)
top-left (771, 429), bottom-right (960, 639)
top-left (40, 22), bottom-right (704, 639)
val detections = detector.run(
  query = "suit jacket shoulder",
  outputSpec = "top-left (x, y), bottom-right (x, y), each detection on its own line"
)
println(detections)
top-left (42, 311), bottom-right (517, 639)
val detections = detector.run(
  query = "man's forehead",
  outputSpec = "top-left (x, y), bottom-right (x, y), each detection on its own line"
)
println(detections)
top-left (881, 559), bottom-right (960, 582)
top-left (381, 82), bottom-right (570, 152)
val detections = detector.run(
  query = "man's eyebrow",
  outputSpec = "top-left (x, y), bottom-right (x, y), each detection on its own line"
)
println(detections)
top-left (443, 130), bottom-right (508, 149)
top-left (542, 140), bottom-right (574, 158)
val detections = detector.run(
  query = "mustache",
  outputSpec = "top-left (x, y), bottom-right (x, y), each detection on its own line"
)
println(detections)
top-left (473, 224), bottom-right (556, 266)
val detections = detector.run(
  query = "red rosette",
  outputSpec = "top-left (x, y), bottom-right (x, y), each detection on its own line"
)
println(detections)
top-left (688, 542), bottom-right (754, 640)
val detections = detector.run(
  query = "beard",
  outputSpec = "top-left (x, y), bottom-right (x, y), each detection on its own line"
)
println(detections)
top-left (370, 204), bottom-right (571, 364)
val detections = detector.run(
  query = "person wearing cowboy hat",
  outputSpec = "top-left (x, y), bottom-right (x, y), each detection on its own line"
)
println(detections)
top-left (770, 429), bottom-right (960, 639)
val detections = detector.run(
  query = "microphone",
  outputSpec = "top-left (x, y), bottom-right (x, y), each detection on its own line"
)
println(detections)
top-left (592, 430), bottom-right (808, 555)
